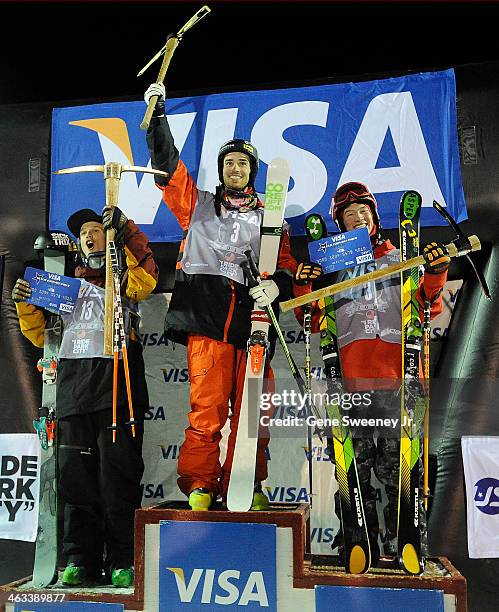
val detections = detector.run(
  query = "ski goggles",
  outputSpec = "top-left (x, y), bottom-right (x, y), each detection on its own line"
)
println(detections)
top-left (330, 182), bottom-right (375, 217)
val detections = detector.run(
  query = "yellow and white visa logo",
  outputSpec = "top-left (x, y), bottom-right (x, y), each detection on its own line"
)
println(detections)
top-left (166, 567), bottom-right (269, 606)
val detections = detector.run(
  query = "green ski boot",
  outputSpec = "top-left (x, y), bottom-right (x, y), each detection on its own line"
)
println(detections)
top-left (111, 567), bottom-right (134, 588)
top-left (251, 484), bottom-right (270, 511)
top-left (62, 563), bottom-right (87, 586)
top-left (188, 487), bottom-right (214, 511)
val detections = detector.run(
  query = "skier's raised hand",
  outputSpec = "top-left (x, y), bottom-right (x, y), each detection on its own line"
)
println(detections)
top-left (294, 262), bottom-right (322, 285)
top-left (248, 279), bottom-right (279, 308)
top-left (423, 242), bottom-right (450, 274)
top-left (12, 278), bottom-right (32, 303)
top-left (102, 206), bottom-right (128, 233)
top-left (144, 83), bottom-right (166, 116)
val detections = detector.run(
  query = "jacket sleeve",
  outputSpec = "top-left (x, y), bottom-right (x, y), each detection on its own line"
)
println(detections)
top-left (15, 302), bottom-right (46, 348)
top-left (275, 229), bottom-right (313, 324)
top-left (123, 220), bottom-right (159, 302)
top-left (146, 115), bottom-right (198, 231)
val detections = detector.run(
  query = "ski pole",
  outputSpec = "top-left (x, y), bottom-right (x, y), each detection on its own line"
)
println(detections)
top-left (422, 298), bottom-right (431, 511)
top-left (111, 320), bottom-right (120, 443)
top-left (109, 241), bottom-right (137, 438)
top-left (241, 251), bottom-right (325, 430)
top-left (303, 304), bottom-right (314, 507)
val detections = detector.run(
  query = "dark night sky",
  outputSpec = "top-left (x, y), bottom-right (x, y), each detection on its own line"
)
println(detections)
top-left (1, 1), bottom-right (499, 106)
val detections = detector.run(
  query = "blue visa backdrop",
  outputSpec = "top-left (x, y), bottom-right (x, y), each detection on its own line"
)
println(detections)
top-left (50, 69), bottom-right (466, 242)
top-left (315, 585), bottom-right (444, 612)
top-left (158, 520), bottom-right (276, 611)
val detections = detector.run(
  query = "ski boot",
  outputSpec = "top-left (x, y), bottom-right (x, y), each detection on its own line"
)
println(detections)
top-left (251, 483), bottom-right (270, 511)
top-left (188, 487), bottom-right (214, 511)
top-left (111, 567), bottom-right (134, 588)
top-left (62, 563), bottom-right (87, 586)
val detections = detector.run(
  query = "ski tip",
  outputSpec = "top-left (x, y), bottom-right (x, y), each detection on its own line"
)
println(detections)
top-left (268, 157), bottom-right (289, 171)
top-left (398, 543), bottom-right (424, 575)
top-left (347, 544), bottom-right (370, 574)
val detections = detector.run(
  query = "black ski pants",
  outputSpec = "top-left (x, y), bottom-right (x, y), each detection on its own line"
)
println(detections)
top-left (58, 409), bottom-right (144, 576)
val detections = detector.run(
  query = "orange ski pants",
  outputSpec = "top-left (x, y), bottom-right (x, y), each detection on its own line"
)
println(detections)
top-left (177, 334), bottom-right (275, 500)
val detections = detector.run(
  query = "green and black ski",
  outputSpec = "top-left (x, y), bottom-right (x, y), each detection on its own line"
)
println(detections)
top-left (397, 190), bottom-right (426, 575)
top-left (305, 213), bottom-right (371, 574)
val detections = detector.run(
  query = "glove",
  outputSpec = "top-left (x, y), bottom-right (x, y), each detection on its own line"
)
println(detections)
top-left (12, 278), bottom-right (32, 303)
top-left (423, 241), bottom-right (451, 274)
top-left (144, 82), bottom-right (166, 116)
top-left (294, 262), bottom-right (323, 285)
top-left (248, 279), bottom-right (279, 308)
top-left (102, 206), bottom-right (128, 233)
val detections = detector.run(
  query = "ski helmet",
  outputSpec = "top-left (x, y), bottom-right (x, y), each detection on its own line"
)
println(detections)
top-left (217, 139), bottom-right (259, 188)
top-left (34, 231), bottom-right (77, 254)
top-left (33, 231), bottom-right (78, 272)
top-left (331, 181), bottom-right (382, 237)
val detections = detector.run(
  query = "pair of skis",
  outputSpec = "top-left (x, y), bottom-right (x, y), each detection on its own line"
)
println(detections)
top-left (305, 191), bottom-right (428, 575)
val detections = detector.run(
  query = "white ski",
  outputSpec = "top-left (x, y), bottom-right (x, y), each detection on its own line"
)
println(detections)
top-left (227, 157), bottom-right (290, 511)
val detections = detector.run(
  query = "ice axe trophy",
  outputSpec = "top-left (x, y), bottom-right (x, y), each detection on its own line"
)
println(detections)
top-left (54, 161), bottom-right (168, 356)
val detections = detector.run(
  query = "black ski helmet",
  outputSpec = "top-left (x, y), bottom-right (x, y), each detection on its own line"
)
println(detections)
top-left (34, 231), bottom-right (77, 254)
top-left (331, 181), bottom-right (382, 240)
top-left (33, 231), bottom-right (78, 272)
top-left (217, 139), bottom-right (259, 188)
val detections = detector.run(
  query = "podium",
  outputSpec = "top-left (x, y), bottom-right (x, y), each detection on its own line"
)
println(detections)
top-left (0, 500), bottom-right (467, 611)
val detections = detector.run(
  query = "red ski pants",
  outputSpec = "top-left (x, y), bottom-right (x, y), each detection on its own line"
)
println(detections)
top-left (177, 334), bottom-right (275, 500)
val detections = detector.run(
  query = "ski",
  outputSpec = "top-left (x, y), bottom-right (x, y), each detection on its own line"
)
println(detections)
top-left (305, 213), bottom-right (371, 574)
top-left (227, 158), bottom-right (290, 512)
top-left (30, 232), bottom-right (74, 588)
top-left (397, 190), bottom-right (426, 575)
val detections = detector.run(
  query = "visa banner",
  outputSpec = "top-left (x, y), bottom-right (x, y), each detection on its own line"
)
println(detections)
top-left (315, 585), bottom-right (444, 611)
top-left (158, 520), bottom-right (276, 611)
top-left (50, 69), bottom-right (465, 242)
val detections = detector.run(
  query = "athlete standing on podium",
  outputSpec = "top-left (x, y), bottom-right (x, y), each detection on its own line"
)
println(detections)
top-left (144, 82), bottom-right (311, 511)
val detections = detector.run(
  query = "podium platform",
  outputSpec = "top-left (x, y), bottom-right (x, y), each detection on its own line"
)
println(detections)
top-left (0, 500), bottom-right (467, 612)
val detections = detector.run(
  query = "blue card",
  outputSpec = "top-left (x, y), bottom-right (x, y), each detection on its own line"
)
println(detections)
top-left (24, 267), bottom-right (81, 314)
top-left (308, 226), bottom-right (374, 274)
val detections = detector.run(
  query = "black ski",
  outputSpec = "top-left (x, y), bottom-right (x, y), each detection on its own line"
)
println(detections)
top-left (397, 191), bottom-right (426, 575)
top-left (305, 213), bottom-right (371, 574)
top-left (30, 231), bottom-right (75, 587)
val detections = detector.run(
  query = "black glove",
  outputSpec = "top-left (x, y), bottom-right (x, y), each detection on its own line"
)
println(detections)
top-left (102, 206), bottom-right (128, 233)
top-left (423, 241), bottom-right (451, 274)
top-left (294, 262), bottom-right (323, 285)
top-left (12, 278), bottom-right (32, 303)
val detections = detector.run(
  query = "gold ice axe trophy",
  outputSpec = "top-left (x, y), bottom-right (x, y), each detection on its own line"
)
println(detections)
top-left (54, 162), bottom-right (168, 355)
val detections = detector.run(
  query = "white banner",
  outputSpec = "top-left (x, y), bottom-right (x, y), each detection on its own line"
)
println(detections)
top-left (0, 434), bottom-right (40, 542)
top-left (462, 436), bottom-right (499, 558)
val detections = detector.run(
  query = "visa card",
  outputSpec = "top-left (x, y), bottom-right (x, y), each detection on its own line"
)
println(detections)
top-left (24, 267), bottom-right (81, 314)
